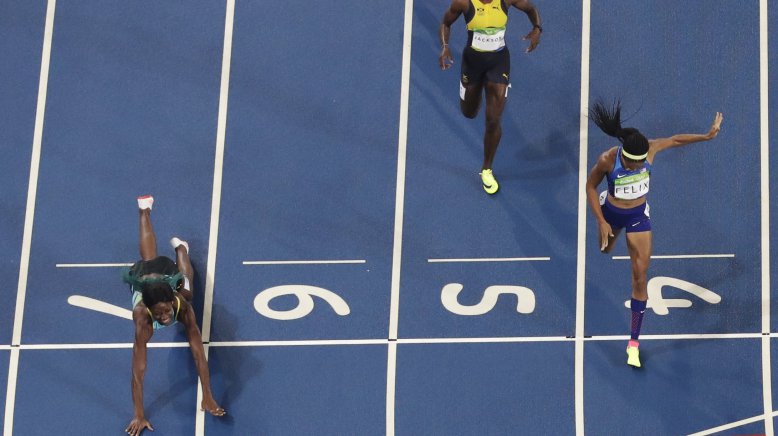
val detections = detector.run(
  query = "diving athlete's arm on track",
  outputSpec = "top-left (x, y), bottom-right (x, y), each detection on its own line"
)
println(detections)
top-left (647, 112), bottom-right (723, 162)
top-left (181, 303), bottom-right (226, 416)
top-left (439, 0), bottom-right (468, 70)
top-left (127, 309), bottom-right (154, 436)
top-left (586, 148), bottom-right (617, 251)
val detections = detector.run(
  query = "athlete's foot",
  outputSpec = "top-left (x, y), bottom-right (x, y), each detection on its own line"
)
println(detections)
top-left (626, 341), bottom-right (641, 368)
top-left (137, 195), bottom-right (154, 210)
top-left (480, 169), bottom-right (499, 194)
top-left (170, 237), bottom-right (189, 254)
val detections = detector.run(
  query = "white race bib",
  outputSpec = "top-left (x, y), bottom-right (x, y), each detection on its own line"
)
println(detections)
top-left (613, 172), bottom-right (650, 200)
top-left (471, 28), bottom-right (506, 52)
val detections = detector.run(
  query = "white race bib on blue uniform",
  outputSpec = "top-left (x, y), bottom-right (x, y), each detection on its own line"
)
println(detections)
top-left (613, 171), bottom-right (650, 200)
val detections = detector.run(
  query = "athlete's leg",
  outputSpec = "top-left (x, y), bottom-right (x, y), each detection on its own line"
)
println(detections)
top-left (172, 239), bottom-right (193, 302)
top-left (138, 196), bottom-right (157, 261)
top-left (624, 230), bottom-right (652, 367)
top-left (460, 82), bottom-right (483, 119)
top-left (625, 231), bottom-right (651, 300)
top-left (482, 81), bottom-right (508, 170)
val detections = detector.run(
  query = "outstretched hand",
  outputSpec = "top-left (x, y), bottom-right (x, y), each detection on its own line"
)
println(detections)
top-left (706, 112), bottom-right (723, 139)
top-left (126, 417), bottom-right (153, 436)
top-left (522, 28), bottom-right (541, 53)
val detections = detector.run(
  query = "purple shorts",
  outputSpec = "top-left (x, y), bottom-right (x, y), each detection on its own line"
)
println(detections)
top-left (600, 195), bottom-right (651, 233)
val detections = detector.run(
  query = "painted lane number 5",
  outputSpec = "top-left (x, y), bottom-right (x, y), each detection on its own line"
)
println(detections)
top-left (441, 283), bottom-right (536, 316)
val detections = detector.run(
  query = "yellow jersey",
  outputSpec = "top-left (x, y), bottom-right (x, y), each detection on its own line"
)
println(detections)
top-left (465, 0), bottom-right (508, 51)
top-left (466, 0), bottom-right (508, 31)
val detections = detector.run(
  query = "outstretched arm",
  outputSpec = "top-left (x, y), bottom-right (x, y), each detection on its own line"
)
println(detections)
top-left (439, 0), bottom-right (468, 70)
top-left (126, 312), bottom-right (153, 436)
top-left (181, 304), bottom-right (225, 417)
top-left (648, 112), bottom-right (723, 161)
top-left (510, 0), bottom-right (542, 52)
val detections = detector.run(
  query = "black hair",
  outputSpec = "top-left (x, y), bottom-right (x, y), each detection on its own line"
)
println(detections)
top-left (140, 281), bottom-right (176, 309)
top-left (589, 99), bottom-right (649, 160)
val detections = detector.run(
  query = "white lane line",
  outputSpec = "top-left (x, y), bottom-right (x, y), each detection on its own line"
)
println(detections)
top-left (196, 1), bottom-right (235, 434)
top-left (0, 332), bottom-right (771, 350)
top-left (427, 257), bottom-right (550, 263)
top-left (388, 0), bottom-right (413, 343)
top-left (687, 412), bottom-right (769, 436)
top-left (575, 2), bottom-right (591, 436)
top-left (386, 341), bottom-right (398, 436)
top-left (201, 0), bottom-right (234, 345)
top-left (387, 2), bottom-right (414, 434)
top-left (67, 295), bottom-right (132, 320)
top-left (4, 348), bottom-right (20, 436)
top-left (242, 259), bottom-right (366, 265)
top-left (11, 0), bottom-right (57, 347)
top-left (586, 333), bottom-right (763, 341)
top-left (759, 1), bottom-right (772, 435)
top-left (209, 339), bottom-right (386, 347)
top-left (611, 254), bottom-right (735, 260)
top-left (5, 1), bottom-right (57, 435)
top-left (18, 342), bottom-right (189, 350)
top-left (399, 336), bottom-right (573, 344)
top-left (56, 259), bottom-right (369, 268)
top-left (55, 263), bottom-right (133, 267)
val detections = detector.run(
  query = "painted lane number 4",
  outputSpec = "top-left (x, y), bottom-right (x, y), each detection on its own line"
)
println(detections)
top-left (623, 276), bottom-right (722, 315)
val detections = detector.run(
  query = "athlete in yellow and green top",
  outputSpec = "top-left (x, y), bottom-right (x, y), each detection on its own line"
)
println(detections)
top-left (439, 0), bottom-right (541, 194)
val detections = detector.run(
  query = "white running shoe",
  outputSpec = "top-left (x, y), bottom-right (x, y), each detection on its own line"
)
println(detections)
top-left (170, 237), bottom-right (189, 253)
top-left (137, 195), bottom-right (154, 210)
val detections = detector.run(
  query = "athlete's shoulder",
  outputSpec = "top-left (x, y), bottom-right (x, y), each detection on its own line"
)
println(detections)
top-left (596, 147), bottom-right (618, 171)
top-left (132, 302), bottom-right (147, 316)
top-left (132, 304), bottom-right (151, 324)
top-left (132, 306), bottom-right (153, 342)
top-left (176, 298), bottom-right (197, 325)
top-left (600, 147), bottom-right (618, 162)
top-left (177, 297), bottom-right (191, 314)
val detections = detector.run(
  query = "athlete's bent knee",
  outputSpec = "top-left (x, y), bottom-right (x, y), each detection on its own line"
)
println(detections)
top-left (460, 101), bottom-right (479, 119)
top-left (461, 108), bottom-right (478, 119)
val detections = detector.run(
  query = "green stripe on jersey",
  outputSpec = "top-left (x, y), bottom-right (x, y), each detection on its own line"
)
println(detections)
top-left (473, 26), bottom-right (506, 35)
top-left (614, 172), bottom-right (649, 185)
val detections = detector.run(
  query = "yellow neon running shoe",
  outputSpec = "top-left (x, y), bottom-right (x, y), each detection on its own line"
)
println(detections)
top-left (480, 169), bottom-right (499, 194)
top-left (626, 346), bottom-right (641, 368)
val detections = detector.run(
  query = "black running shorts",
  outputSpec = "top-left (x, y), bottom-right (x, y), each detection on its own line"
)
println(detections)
top-left (460, 46), bottom-right (510, 86)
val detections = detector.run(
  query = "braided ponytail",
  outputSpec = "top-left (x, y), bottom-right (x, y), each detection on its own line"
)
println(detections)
top-left (589, 99), bottom-right (625, 140)
top-left (589, 99), bottom-right (648, 160)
